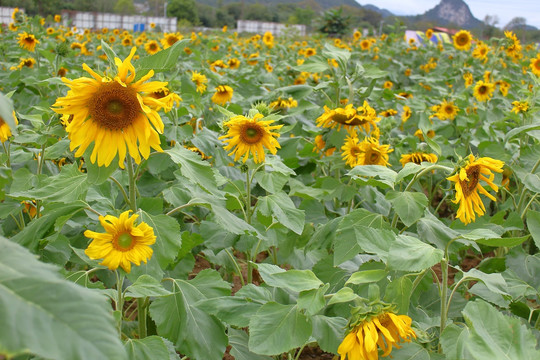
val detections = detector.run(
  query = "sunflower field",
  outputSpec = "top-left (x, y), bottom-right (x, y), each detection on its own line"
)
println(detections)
top-left (2, 8), bottom-right (540, 360)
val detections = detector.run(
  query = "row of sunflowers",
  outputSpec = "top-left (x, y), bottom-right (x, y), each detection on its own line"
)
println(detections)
top-left (1, 7), bottom-right (540, 360)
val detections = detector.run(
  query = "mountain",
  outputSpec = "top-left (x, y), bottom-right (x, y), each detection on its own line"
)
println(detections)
top-left (196, 0), bottom-right (363, 10)
top-left (419, 0), bottom-right (482, 29)
top-left (362, 4), bottom-right (393, 18)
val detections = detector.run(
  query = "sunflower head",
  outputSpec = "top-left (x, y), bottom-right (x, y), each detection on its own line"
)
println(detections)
top-left (17, 32), bottom-right (39, 52)
top-left (453, 30), bottom-right (472, 51)
top-left (0, 111), bottom-right (18, 143)
top-left (191, 71), bottom-right (208, 93)
top-left (144, 40), bottom-right (161, 55)
top-left (400, 152), bottom-right (438, 166)
top-left (473, 80), bottom-right (495, 102)
top-left (211, 85), bottom-right (234, 105)
top-left (530, 55), bottom-right (540, 76)
top-left (219, 112), bottom-right (283, 163)
top-left (341, 136), bottom-right (392, 167)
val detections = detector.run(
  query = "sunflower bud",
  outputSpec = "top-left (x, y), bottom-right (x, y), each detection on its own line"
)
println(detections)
top-left (55, 42), bottom-right (69, 57)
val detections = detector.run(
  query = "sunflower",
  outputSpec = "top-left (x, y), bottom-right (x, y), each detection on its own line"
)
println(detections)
top-left (121, 36), bottom-right (133, 47)
top-left (504, 31), bottom-right (522, 59)
top-left (17, 32), bottom-right (39, 52)
top-left (228, 58), bottom-right (240, 69)
top-left (530, 55), bottom-right (540, 76)
top-left (400, 152), bottom-right (438, 166)
top-left (359, 39), bottom-right (371, 50)
top-left (414, 129), bottom-right (435, 141)
top-left (472, 41), bottom-right (489, 61)
top-left (353, 30), bottom-right (361, 41)
top-left (263, 31), bottom-right (274, 48)
top-left (338, 311), bottom-right (416, 360)
top-left (144, 40), bottom-right (161, 55)
top-left (54, 14), bottom-right (61, 22)
top-left (52, 47), bottom-right (171, 168)
top-left (401, 106), bottom-right (412, 123)
top-left (379, 109), bottom-right (397, 117)
top-left (425, 28), bottom-right (433, 39)
top-left (383, 81), bottom-right (393, 89)
top-left (147, 87), bottom-right (182, 112)
top-left (150, 22), bottom-right (156, 29)
top-left (191, 71), bottom-right (207, 93)
top-left (11, 57), bottom-right (36, 70)
top-left (210, 59), bottom-right (228, 73)
top-left (453, 30), bottom-right (472, 51)
top-left (211, 85), bottom-right (234, 105)
top-left (473, 80), bottom-right (495, 102)
top-left (161, 32), bottom-right (182, 49)
top-left (0, 111), bottom-right (17, 143)
top-left (511, 100), bottom-right (529, 114)
top-left (270, 97), bottom-right (298, 111)
top-left (436, 100), bottom-right (459, 120)
top-left (463, 72), bottom-right (473, 87)
top-left (84, 210), bottom-right (156, 273)
top-left (341, 136), bottom-right (392, 167)
top-left (304, 48), bottom-right (316, 57)
top-left (316, 102), bottom-right (380, 135)
top-left (219, 113), bottom-right (283, 163)
top-left (447, 155), bottom-right (504, 225)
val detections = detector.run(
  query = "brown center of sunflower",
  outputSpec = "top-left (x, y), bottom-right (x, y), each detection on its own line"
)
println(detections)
top-left (534, 60), bottom-right (540, 70)
top-left (445, 105), bottom-right (454, 114)
top-left (240, 124), bottom-right (263, 144)
top-left (350, 146), bottom-right (361, 157)
top-left (332, 113), bottom-right (366, 126)
top-left (365, 150), bottom-right (380, 164)
top-left (115, 232), bottom-right (135, 251)
top-left (150, 43), bottom-right (157, 51)
top-left (167, 36), bottom-right (177, 46)
top-left (460, 165), bottom-right (480, 196)
top-left (457, 35), bottom-right (468, 46)
top-left (478, 85), bottom-right (487, 95)
top-left (89, 81), bottom-right (140, 130)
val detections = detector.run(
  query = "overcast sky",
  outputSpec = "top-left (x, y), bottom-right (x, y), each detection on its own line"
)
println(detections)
top-left (358, 0), bottom-right (540, 29)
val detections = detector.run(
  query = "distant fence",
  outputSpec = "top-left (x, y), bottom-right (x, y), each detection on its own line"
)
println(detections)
top-left (0, 7), bottom-right (23, 24)
top-left (237, 20), bottom-right (306, 36)
top-left (60, 11), bottom-right (177, 32)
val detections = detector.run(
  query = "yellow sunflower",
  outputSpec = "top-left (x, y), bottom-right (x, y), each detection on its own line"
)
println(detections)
top-left (425, 28), bottom-right (433, 39)
top-left (511, 100), bottom-right (529, 114)
top-left (11, 57), bottom-right (36, 70)
top-left (161, 32), bottom-right (182, 49)
top-left (147, 87), bottom-right (182, 112)
top-left (473, 80), bottom-right (495, 102)
top-left (472, 41), bottom-right (489, 61)
top-left (447, 155), bottom-right (504, 225)
top-left (228, 58), bottom-right (241, 69)
top-left (270, 97), bottom-right (298, 111)
top-left (453, 30), bottom-right (472, 51)
top-left (52, 47), bottom-right (171, 168)
top-left (219, 113), bottom-right (283, 163)
top-left (463, 72), bottom-right (473, 87)
top-left (359, 39), bottom-right (371, 50)
top-left (383, 81), bottom-right (393, 89)
top-left (191, 71), bottom-right (208, 93)
top-left (530, 54), bottom-right (540, 76)
top-left (400, 152), bottom-right (438, 166)
top-left (316, 102), bottom-right (380, 135)
top-left (436, 100), bottom-right (459, 120)
top-left (338, 311), bottom-right (416, 360)
top-left (0, 111), bottom-right (18, 143)
top-left (54, 14), bottom-right (61, 22)
top-left (17, 32), bottom-right (39, 52)
top-left (144, 40), bottom-right (161, 55)
top-left (211, 85), bottom-right (234, 105)
top-left (401, 106), bottom-right (412, 123)
top-left (414, 129), bottom-right (435, 141)
top-left (84, 210), bottom-right (156, 273)
top-left (341, 136), bottom-right (392, 167)
top-left (263, 31), bottom-right (274, 48)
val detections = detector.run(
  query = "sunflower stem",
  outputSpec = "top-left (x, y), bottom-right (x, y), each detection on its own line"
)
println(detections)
top-left (109, 176), bottom-right (130, 206)
top-left (137, 297), bottom-right (147, 339)
top-left (126, 155), bottom-right (137, 212)
top-left (439, 257), bottom-right (449, 345)
top-left (2, 142), bottom-right (10, 167)
top-left (116, 271), bottom-right (125, 338)
top-left (225, 248), bottom-right (245, 287)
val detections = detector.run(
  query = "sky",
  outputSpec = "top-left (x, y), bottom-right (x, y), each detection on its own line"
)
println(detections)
top-left (358, 0), bottom-right (540, 29)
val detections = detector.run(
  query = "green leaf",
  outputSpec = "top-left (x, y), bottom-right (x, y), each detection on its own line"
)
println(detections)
top-left (125, 275), bottom-right (170, 298)
top-left (362, 64), bottom-right (389, 79)
top-left (526, 210), bottom-right (540, 249)
top-left (254, 171), bottom-right (289, 193)
top-left (322, 43), bottom-right (351, 64)
top-left (348, 165), bottom-right (397, 189)
top-left (474, 235), bottom-right (529, 248)
top-left (197, 296), bottom-right (262, 327)
top-left (0, 91), bottom-right (17, 133)
top-left (505, 123), bottom-right (540, 142)
top-left (125, 336), bottom-right (179, 360)
top-left (383, 276), bottom-right (413, 314)
top-left (459, 269), bottom-right (509, 297)
top-left (523, 173), bottom-right (540, 193)
top-left (140, 212), bottom-right (182, 269)
top-left (328, 287), bottom-right (360, 305)
top-left (256, 263), bottom-right (323, 292)
top-left (440, 324), bottom-right (471, 360)
top-left (462, 300), bottom-right (540, 359)
top-left (256, 192), bottom-right (305, 234)
top-left (386, 191), bottom-right (428, 227)
top-left (311, 315), bottom-right (348, 354)
top-left (9, 164), bottom-right (88, 203)
top-left (134, 39), bottom-right (189, 75)
top-left (166, 145), bottom-right (223, 196)
top-left (390, 342), bottom-right (430, 360)
top-left (86, 148), bottom-right (118, 185)
top-left (248, 303), bottom-right (312, 356)
top-left (228, 328), bottom-right (273, 360)
top-left (388, 235), bottom-right (444, 272)
top-left (294, 61), bottom-right (330, 73)
top-left (211, 204), bottom-right (257, 234)
top-left (187, 269), bottom-right (231, 298)
top-left (149, 278), bottom-right (227, 360)
top-left (417, 210), bottom-right (461, 249)
top-left (346, 269), bottom-right (388, 285)
top-left (297, 284), bottom-right (329, 315)
top-left (423, 130), bottom-right (441, 156)
top-left (0, 237), bottom-right (126, 360)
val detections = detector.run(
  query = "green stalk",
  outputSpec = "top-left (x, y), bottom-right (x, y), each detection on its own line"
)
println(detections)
top-left (137, 298), bottom-right (147, 339)
top-left (126, 155), bottom-right (137, 212)
top-left (116, 271), bottom-right (125, 338)
top-left (439, 257), bottom-right (449, 340)
top-left (225, 248), bottom-right (245, 287)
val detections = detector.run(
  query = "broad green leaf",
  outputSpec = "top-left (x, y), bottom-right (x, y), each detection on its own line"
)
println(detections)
top-left (348, 165), bottom-right (397, 189)
top-left (125, 336), bottom-right (179, 360)
top-left (311, 315), bottom-right (348, 354)
top-left (125, 275), bottom-right (170, 298)
top-left (100, 39), bottom-right (118, 69)
top-left (140, 212), bottom-right (182, 268)
top-left (197, 296), bottom-right (262, 327)
top-left (256, 263), bottom-right (323, 292)
top-left (228, 328), bottom-right (272, 360)
top-left (135, 39), bottom-right (189, 75)
top-left (256, 192), bottom-right (305, 234)
top-left (383, 276), bottom-right (413, 314)
top-left (505, 123), bottom-right (540, 142)
top-left (211, 204), bottom-right (257, 234)
top-left (187, 269), bottom-right (231, 298)
top-left (322, 43), bottom-right (351, 64)
top-left (297, 284), bottom-right (329, 315)
top-left (274, 84), bottom-right (313, 98)
top-left (390, 342), bottom-right (430, 360)
top-left (386, 191), bottom-right (428, 227)
top-left (0, 237), bottom-right (126, 360)
top-left (294, 61), bottom-right (330, 73)
top-left (362, 64), bottom-right (389, 79)
top-left (354, 226), bottom-right (396, 262)
top-left (474, 235), bottom-right (529, 248)
top-left (523, 173), bottom-right (540, 193)
top-left (423, 131), bottom-right (442, 156)
top-left (166, 145), bottom-right (223, 195)
top-left (459, 269), bottom-right (509, 297)
top-left (0, 91), bottom-right (17, 133)
top-left (346, 269), bottom-right (388, 285)
top-left (526, 210), bottom-right (540, 249)
top-left (254, 171), bottom-right (289, 193)
top-left (440, 324), bottom-right (471, 360)
top-left (388, 235), bottom-right (443, 272)
top-left (248, 303), bottom-right (312, 356)
top-left (149, 278), bottom-right (227, 360)
top-left (177, 231), bottom-right (204, 259)
top-left (9, 164), bottom-right (88, 203)
top-left (328, 287), bottom-right (360, 305)
top-left (417, 210), bottom-right (461, 250)
top-left (462, 300), bottom-right (540, 360)
top-left (86, 151), bottom-right (118, 185)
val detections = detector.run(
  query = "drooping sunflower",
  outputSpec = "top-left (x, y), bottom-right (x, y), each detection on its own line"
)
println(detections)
top-left (147, 87), bottom-right (182, 112)
top-left (400, 152), bottom-right (438, 166)
top-left (17, 32), bottom-right (39, 51)
top-left (530, 54), bottom-right (540, 76)
top-left (0, 111), bottom-right (18, 143)
top-left (270, 97), bottom-right (298, 111)
top-left (453, 30), bottom-right (472, 51)
top-left (341, 136), bottom-right (393, 167)
top-left (219, 113), bottom-right (283, 163)
top-left (211, 85), bottom-right (234, 105)
top-left (84, 210), bottom-right (156, 273)
top-left (191, 71), bottom-right (208, 93)
top-left (338, 311), bottom-right (416, 360)
top-left (11, 57), bottom-right (36, 70)
top-left (52, 47), bottom-right (171, 168)
top-left (473, 80), bottom-right (495, 102)
top-left (144, 40), bottom-right (161, 55)
top-left (316, 102), bottom-right (380, 135)
top-left (447, 155), bottom-right (504, 225)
